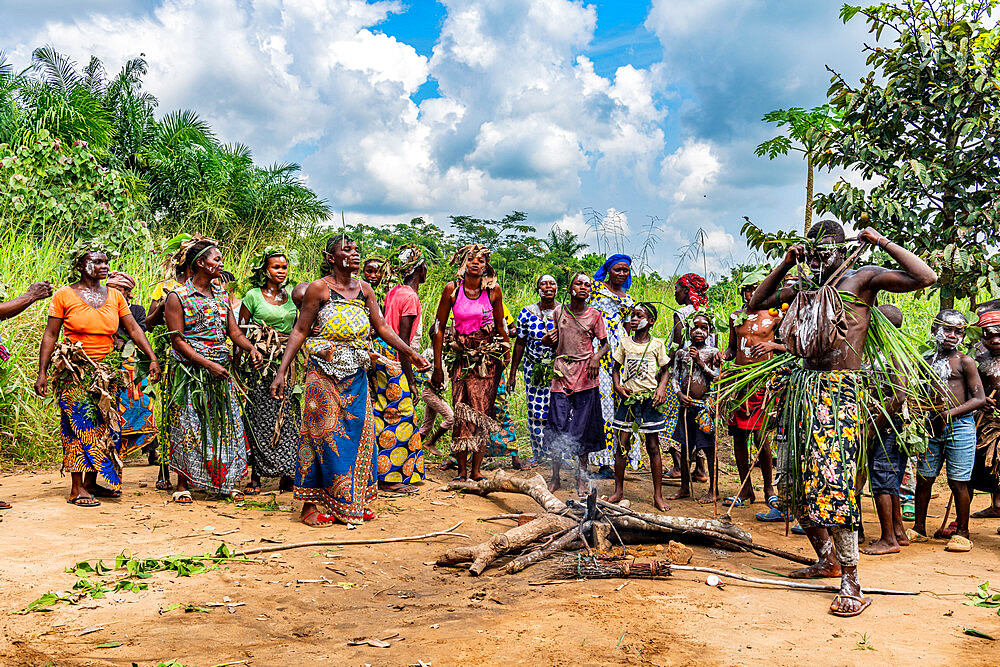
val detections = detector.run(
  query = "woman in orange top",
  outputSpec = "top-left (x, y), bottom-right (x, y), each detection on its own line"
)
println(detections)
top-left (36, 249), bottom-right (160, 507)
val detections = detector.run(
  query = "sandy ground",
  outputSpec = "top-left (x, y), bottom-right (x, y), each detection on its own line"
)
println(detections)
top-left (0, 458), bottom-right (999, 667)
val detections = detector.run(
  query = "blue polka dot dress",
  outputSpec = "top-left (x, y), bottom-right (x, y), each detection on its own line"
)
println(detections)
top-left (516, 305), bottom-right (555, 460)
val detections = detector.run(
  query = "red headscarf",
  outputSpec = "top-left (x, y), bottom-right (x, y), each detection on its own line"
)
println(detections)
top-left (677, 273), bottom-right (709, 310)
top-left (974, 310), bottom-right (1000, 329)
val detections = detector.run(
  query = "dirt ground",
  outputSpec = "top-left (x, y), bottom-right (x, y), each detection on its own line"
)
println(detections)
top-left (0, 457), bottom-right (998, 667)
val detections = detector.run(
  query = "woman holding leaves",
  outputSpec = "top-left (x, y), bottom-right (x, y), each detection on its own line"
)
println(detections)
top-left (238, 248), bottom-right (300, 495)
top-left (374, 246), bottom-right (428, 493)
top-left (36, 246), bottom-right (160, 507)
top-left (164, 239), bottom-right (263, 504)
top-left (430, 245), bottom-right (510, 482)
top-left (270, 235), bottom-right (428, 526)
top-left (509, 274), bottom-right (558, 463)
top-left (588, 254), bottom-right (639, 474)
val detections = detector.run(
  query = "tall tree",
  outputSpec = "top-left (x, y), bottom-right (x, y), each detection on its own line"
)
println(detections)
top-left (755, 105), bottom-right (842, 234)
top-left (817, 0), bottom-right (1000, 308)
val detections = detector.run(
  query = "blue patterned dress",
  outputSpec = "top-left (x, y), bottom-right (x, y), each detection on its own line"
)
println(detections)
top-left (588, 283), bottom-right (644, 469)
top-left (516, 304), bottom-right (554, 459)
top-left (168, 280), bottom-right (248, 494)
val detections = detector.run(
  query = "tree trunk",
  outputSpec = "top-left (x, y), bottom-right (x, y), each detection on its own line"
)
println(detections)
top-left (804, 152), bottom-right (814, 236)
top-left (447, 470), bottom-right (567, 513)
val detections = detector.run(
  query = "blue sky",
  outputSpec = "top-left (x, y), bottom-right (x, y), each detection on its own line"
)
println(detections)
top-left (2, 0), bottom-right (874, 277)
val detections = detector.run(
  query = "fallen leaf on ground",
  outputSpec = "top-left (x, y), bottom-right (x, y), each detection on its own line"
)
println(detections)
top-left (96, 641), bottom-right (123, 648)
top-left (74, 626), bottom-right (103, 636)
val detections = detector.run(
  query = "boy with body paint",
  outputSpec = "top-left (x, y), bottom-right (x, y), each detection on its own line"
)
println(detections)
top-left (669, 313), bottom-right (720, 503)
top-left (723, 272), bottom-right (784, 512)
top-left (911, 309), bottom-right (987, 552)
top-left (609, 303), bottom-right (671, 510)
top-left (970, 302), bottom-right (1000, 520)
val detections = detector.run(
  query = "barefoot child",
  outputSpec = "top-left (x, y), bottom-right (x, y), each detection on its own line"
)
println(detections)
top-left (543, 273), bottom-right (609, 496)
top-left (669, 313), bottom-right (720, 503)
top-left (911, 310), bottom-right (987, 552)
top-left (861, 304), bottom-right (910, 555)
top-left (723, 271), bottom-right (783, 512)
top-left (971, 305), bottom-right (1000, 519)
top-left (609, 303), bottom-right (671, 510)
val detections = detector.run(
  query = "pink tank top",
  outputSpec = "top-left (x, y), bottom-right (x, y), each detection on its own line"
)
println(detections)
top-left (452, 282), bottom-right (493, 335)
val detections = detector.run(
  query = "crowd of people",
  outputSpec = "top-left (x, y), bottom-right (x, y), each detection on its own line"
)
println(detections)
top-left (1, 219), bottom-right (999, 619)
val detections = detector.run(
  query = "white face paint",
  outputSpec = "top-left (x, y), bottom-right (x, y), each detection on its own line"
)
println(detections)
top-left (635, 318), bottom-right (649, 331)
top-left (342, 258), bottom-right (351, 268)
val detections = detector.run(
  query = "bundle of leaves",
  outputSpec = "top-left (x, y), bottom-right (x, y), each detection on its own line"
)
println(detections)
top-left (49, 340), bottom-right (125, 426)
top-left (443, 332), bottom-right (511, 380)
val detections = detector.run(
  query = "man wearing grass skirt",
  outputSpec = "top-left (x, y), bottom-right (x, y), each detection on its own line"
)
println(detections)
top-left (748, 220), bottom-right (936, 618)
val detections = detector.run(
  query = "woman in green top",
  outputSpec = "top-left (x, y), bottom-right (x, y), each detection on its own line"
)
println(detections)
top-left (238, 249), bottom-right (300, 494)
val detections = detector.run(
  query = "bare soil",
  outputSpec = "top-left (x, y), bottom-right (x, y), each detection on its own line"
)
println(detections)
top-left (0, 460), bottom-right (998, 666)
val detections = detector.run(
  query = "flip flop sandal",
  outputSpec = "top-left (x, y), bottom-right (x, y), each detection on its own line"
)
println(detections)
top-left (935, 521), bottom-right (958, 539)
top-left (243, 483), bottom-right (262, 496)
top-left (901, 501), bottom-right (915, 521)
top-left (301, 510), bottom-right (336, 526)
top-left (829, 594), bottom-right (872, 617)
top-left (230, 491), bottom-right (245, 502)
top-left (363, 510), bottom-right (376, 521)
top-left (439, 460), bottom-right (458, 471)
top-left (155, 479), bottom-right (174, 491)
top-left (171, 491), bottom-right (193, 504)
top-left (765, 494), bottom-right (780, 509)
top-left (0, 500), bottom-right (11, 510)
top-left (904, 528), bottom-right (928, 543)
top-left (470, 475), bottom-right (488, 482)
top-left (89, 485), bottom-right (121, 498)
top-left (791, 523), bottom-right (806, 535)
top-left (756, 507), bottom-right (786, 522)
top-left (945, 535), bottom-right (973, 552)
top-left (722, 496), bottom-right (747, 508)
top-left (453, 476), bottom-right (467, 482)
top-left (67, 495), bottom-right (101, 507)
top-left (592, 467), bottom-right (615, 480)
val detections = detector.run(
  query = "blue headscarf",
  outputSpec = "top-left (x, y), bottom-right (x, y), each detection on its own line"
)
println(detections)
top-left (593, 254), bottom-right (632, 291)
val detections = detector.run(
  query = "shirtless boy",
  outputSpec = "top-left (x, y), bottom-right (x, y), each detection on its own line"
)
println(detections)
top-left (971, 304), bottom-right (1000, 519)
top-left (911, 310), bottom-right (987, 551)
top-left (749, 220), bottom-right (936, 618)
top-left (723, 272), bottom-right (784, 510)
top-left (861, 304), bottom-right (910, 555)
top-left (669, 313), bottom-right (720, 503)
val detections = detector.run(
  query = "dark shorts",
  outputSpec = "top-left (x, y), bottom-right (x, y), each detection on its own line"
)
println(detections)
top-left (671, 405), bottom-right (715, 452)
top-left (868, 417), bottom-right (906, 496)
top-left (545, 388), bottom-right (605, 458)
top-left (612, 398), bottom-right (668, 434)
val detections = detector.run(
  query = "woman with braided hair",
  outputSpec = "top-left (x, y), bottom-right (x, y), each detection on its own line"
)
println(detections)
top-left (430, 244), bottom-right (510, 482)
top-left (36, 246), bottom-right (161, 507)
top-left (270, 235), bottom-right (428, 526)
top-left (164, 240), bottom-right (263, 504)
top-left (238, 248), bottom-right (300, 495)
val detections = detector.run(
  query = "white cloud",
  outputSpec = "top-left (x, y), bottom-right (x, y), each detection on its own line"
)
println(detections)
top-left (661, 139), bottom-right (722, 202)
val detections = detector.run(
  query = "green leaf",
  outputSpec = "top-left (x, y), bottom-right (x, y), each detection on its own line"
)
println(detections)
top-left (963, 627), bottom-right (995, 640)
top-left (96, 641), bottom-right (124, 648)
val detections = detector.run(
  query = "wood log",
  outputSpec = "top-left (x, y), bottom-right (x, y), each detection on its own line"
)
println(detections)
top-left (448, 470), bottom-right (567, 513)
top-left (502, 527), bottom-right (583, 575)
top-left (436, 512), bottom-right (578, 576)
top-left (597, 500), bottom-right (752, 542)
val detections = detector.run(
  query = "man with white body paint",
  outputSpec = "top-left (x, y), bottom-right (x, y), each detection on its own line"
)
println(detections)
top-left (749, 219), bottom-right (937, 618)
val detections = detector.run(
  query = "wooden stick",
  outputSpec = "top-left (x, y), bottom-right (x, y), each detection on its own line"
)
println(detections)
top-left (937, 492), bottom-right (954, 536)
top-left (232, 522), bottom-right (468, 556)
top-left (503, 527), bottom-right (583, 574)
top-left (670, 565), bottom-right (918, 596)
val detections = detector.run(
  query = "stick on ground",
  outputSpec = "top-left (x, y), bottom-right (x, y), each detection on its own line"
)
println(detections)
top-left (232, 522), bottom-right (468, 557)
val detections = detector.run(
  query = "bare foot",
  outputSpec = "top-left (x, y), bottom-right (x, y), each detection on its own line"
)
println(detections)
top-left (301, 506), bottom-right (333, 527)
top-left (425, 446), bottom-right (443, 457)
top-left (698, 492), bottom-right (717, 505)
top-left (576, 481), bottom-right (590, 497)
top-left (692, 473), bottom-right (709, 483)
top-left (971, 506), bottom-right (1000, 518)
top-left (548, 478), bottom-right (561, 493)
top-left (607, 491), bottom-right (624, 503)
top-left (665, 488), bottom-right (690, 501)
top-left (652, 496), bottom-right (669, 512)
top-left (860, 538), bottom-right (900, 555)
top-left (789, 561), bottom-right (842, 579)
top-left (895, 529), bottom-right (910, 547)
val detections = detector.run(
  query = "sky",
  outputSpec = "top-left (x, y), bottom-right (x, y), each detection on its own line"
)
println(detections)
top-left (2, 0), bottom-right (875, 277)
